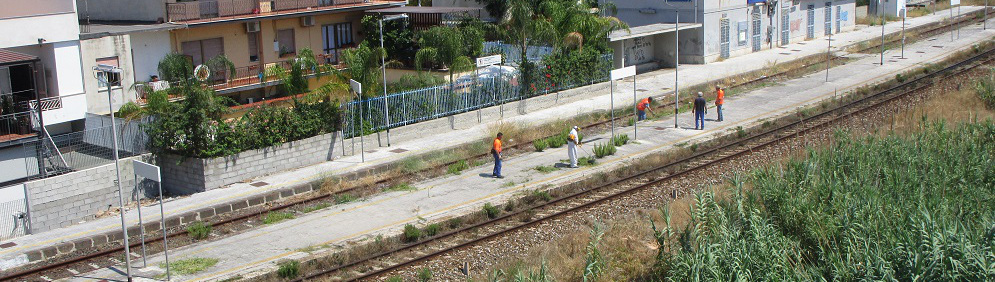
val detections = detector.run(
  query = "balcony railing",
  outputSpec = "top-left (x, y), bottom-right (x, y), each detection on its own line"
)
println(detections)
top-left (136, 50), bottom-right (346, 100)
top-left (167, 0), bottom-right (368, 22)
top-left (0, 111), bottom-right (36, 143)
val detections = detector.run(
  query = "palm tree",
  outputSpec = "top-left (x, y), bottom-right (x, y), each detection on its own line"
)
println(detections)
top-left (414, 26), bottom-right (479, 86)
top-left (313, 43), bottom-right (382, 99)
top-left (265, 48), bottom-right (322, 96)
top-left (500, 0), bottom-right (556, 63)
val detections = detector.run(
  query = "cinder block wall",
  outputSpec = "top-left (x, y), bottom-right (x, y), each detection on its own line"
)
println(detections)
top-left (161, 132), bottom-right (338, 194)
top-left (23, 155), bottom-right (149, 232)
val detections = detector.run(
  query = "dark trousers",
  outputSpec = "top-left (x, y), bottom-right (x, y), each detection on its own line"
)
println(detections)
top-left (637, 110), bottom-right (646, 121)
top-left (492, 152), bottom-right (502, 177)
top-left (695, 111), bottom-right (705, 130)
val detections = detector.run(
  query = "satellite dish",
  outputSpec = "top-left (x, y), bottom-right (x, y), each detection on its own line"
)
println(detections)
top-left (194, 64), bottom-right (211, 81)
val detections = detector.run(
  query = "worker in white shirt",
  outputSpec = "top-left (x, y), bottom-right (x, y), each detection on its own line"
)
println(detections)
top-left (567, 126), bottom-right (582, 168)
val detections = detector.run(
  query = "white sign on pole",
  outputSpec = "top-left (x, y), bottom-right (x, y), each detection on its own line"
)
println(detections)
top-left (133, 160), bottom-right (161, 182)
top-left (476, 55), bottom-right (502, 67)
top-left (350, 79), bottom-right (362, 94)
top-left (610, 66), bottom-right (637, 80)
top-left (951, 0), bottom-right (960, 5)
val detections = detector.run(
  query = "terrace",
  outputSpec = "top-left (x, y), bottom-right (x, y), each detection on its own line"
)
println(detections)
top-left (0, 49), bottom-right (44, 146)
top-left (166, 0), bottom-right (404, 24)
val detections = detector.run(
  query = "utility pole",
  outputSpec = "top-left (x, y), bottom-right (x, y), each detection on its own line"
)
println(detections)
top-left (826, 32), bottom-right (831, 81)
top-left (674, 12), bottom-right (680, 129)
top-left (901, 10), bottom-right (906, 59)
top-left (94, 65), bottom-right (131, 282)
top-left (880, 17), bottom-right (886, 65)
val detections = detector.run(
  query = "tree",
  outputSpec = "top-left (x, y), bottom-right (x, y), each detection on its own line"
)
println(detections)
top-left (314, 42), bottom-right (382, 99)
top-left (361, 15), bottom-right (417, 67)
top-left (474, 0), bottom-right (509, 21)
top-left (414, 26), bottom-right (481, 85)
top-left (266, 48), bottom-right (321, 96)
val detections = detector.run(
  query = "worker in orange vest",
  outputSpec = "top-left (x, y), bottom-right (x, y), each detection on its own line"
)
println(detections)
top-left (491, 132), bottom-right (503, 178)
top-left (715, 85), bottom-right (725, 122)
top-left (636, 97), bottom-right (654, 121)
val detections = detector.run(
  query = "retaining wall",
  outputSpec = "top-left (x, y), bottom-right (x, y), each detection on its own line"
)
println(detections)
top-left (160, 132), bottom-right (339, 194)
top-left (23, 155), bottom-right (150, 232)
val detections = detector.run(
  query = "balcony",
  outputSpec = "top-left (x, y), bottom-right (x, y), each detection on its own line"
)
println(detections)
top-left (166, 0), bottom-right (375, 23)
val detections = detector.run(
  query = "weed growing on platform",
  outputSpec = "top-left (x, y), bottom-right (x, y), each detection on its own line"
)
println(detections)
top-left (300, 203), bottom-right (331, 213)
top-left (446, 217), bottom-right (464, 229)
top-left (384, 182), bottom-right (416, 192)
top-left (262, 212), bottom-right (295, 224)
top-left (533, 165), bottom-right (558, 173)
top-left (277, 260), bottom-right (300, 279)
top-left (532, 190), bottom-right (553, 202)
top-left (160, 257), bottom-right (218, 276)
top-left (187, 221), bottom-right (211, 240)
top-left (593, 143), bottom-right (616, 158)
top-left (403, 224), bottom-right (421, 242)
top-left (611, 134), bottom-right (629, 147)
top-left (483, 203), bottom-right (501, 219)
top-left (448, 160), bottom-right (470, 175)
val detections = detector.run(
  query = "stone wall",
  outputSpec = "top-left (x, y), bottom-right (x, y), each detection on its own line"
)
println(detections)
top-left (160, 132), bottom-right (338, 194)
top-left (23, 155), bottom-right (150, 232)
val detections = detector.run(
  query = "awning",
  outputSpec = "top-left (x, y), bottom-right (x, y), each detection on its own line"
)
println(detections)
top-left (0, 49), bottom-right (39, 67)
top-left (609, 23), bottom-right (703, 42)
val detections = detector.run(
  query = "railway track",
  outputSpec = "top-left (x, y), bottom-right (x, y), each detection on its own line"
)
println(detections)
top-left (3, 11), bottom-right (989, 281)
top-left (292, 39), bottom-right (995, 282)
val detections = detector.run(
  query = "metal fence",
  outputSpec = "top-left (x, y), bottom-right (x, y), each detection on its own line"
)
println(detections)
top-left (341, 54), bottom-right (611, 139)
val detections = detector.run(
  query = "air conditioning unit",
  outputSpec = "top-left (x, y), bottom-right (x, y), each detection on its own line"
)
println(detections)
top-left (246, 21), bottom-right (261, 33)
top-left (301, 16), bottom-right (315, 27)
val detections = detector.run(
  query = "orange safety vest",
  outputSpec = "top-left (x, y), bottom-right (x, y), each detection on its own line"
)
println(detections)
top-left (715, 89), bottom-right (725, 105)
top-left (492, 138), bottom-right (502, 153)
top-left (637, 98), bottom-right (651, 111)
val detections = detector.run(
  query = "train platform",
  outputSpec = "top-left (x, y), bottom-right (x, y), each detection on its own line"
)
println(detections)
top-left (0, 6), bottom-right (987, 280)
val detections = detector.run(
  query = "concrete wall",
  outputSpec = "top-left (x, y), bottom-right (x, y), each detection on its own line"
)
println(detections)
top-left (23, 155), bottom-right (148, 232)
top-left (160, 131), bottom-right (339, 195)
top-left (76, 0), bottom-right (166, 22)
top-left (81, 35), bottom-right (137, 115)
top-left (130, 31), bottom-right (172, 82)
top-left (0, 9), bottom-right (79, 48)
top-left (0, 145), bottom-right (39, 184)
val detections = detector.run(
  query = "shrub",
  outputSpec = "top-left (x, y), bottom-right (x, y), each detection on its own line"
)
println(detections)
top-left (975, 68), bottom-right (995, 108)
top-left (483, 203), bottom-right (500, 219)
top-left (611, 134), bottom-right (629, 147)
top-left (533, 138), bottom-right (548, 152)
top-left (446, 217), bottom-right (463, 229)
top-left (187, 221), bottom-right (212, 240)
top-left (277, 260), bottom-right (300, 279)
top-left (593, 143), bottom-right (616, 158)
top-left (417, 268), bottom-right (433, 282)
top-left (403, 224), bottom-right (422, 242)
top-left (424, 223), bottom-right (441, 237)
top-left (532, 190), bottom-right (553, 202)
top-left (547, 135), bottom-right (567, 148)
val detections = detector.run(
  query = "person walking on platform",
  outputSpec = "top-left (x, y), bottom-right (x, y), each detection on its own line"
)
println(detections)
top-left (492, 133), bottom-right (504, 178)
top-left (636, 97), bottom-right (655, 121)
top-left (714, 85), bottom-right (725, 122)
top-left (693, 92), bottom-right (707, 130)
top-left (567, 126), bottom-right (582, 168)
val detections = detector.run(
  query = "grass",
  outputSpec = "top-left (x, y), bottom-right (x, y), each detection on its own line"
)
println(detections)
top-left (160, 257), bottom-right (219, 276)
top-left (403, 224), bottom-right (421, 242)
top-left (976, 67), bottom-right (995, 108)
top-left (186, 221), bottom-right (211, 240)
top-left (447, 160), bottom-right (470, 175)
top-left (334, 193), bottom-right (358, 204)
top-left (383, 182), bottom-right (417, 192)
top-left (424, 223), bottom-right (441, 237)
top-left (483, 203), bottom-right (501, 219)
top-left (533, 138), bottom-right (548, 152)
top-left (418, 268), bottom-right (433, 282)
top-left (262, 212), bottom-right (295, 224)
top-left (533, 165), bottom-right (559, 173)
top-left (299, 203), bottom-right (331, 213)
top-left (651, 122), bottom-right (995, 280)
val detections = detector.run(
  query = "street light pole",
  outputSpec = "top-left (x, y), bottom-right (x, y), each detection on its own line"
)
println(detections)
top-left (674, 12), bottom-right (680, 129)
top-left (94, 65), bottom-right (131, 282)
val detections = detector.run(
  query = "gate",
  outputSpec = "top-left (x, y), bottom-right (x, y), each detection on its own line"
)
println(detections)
top-left (720, 18), bottom-right (731, 58)
top-left (752, 7), bottom-right (763, 52)
top-left (825, 2), bottom-right (833, 35)
top-left (781, 8), bottom-right (790, 45)
top-left (807, 5), bottom-right (815, 39)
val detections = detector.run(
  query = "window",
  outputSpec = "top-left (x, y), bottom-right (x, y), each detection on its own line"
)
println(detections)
top-left (322, 22), bottom-right (354, 63)
top-left (276, 29), bottom-right (296, 57)
top-left (248, 32), bottom-right (260, 62)
top-left (95, 57), bottom-right (121, 88)
top-left (181, 38), bottom-right (224, 66)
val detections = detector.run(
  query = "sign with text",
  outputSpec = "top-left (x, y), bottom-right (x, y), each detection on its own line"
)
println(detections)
top-left (610, 66), bottom-right (636, 80)
top-left (133, 160), bottom-right (161, 182)
top-left (476, 55), bottom-right (502, 67)
top-left (350, 79), bottom-right (362, 94)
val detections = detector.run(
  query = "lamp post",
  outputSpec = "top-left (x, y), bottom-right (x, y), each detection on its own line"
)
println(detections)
top-left (93, 64), bottom-right (132, 282)
top-left (380, 13), bottom-right (408, 147)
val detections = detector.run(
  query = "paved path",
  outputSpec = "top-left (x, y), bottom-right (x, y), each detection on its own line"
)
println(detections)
top-left (63, 7), bottom-right (995, 281)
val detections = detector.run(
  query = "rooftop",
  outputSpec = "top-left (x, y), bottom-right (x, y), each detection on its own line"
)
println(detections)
top-left (79, 22), bottom-right (187, 40)
top-left (167, 0), bottom-right (406, 25)
top-left (0, 49), bottom-right (38, 67)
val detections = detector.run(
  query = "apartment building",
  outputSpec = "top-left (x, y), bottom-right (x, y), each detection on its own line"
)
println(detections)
top-left (0, 0), bottom-right (87, 184)
top-left (78, 0), bottom-right (407, 106)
